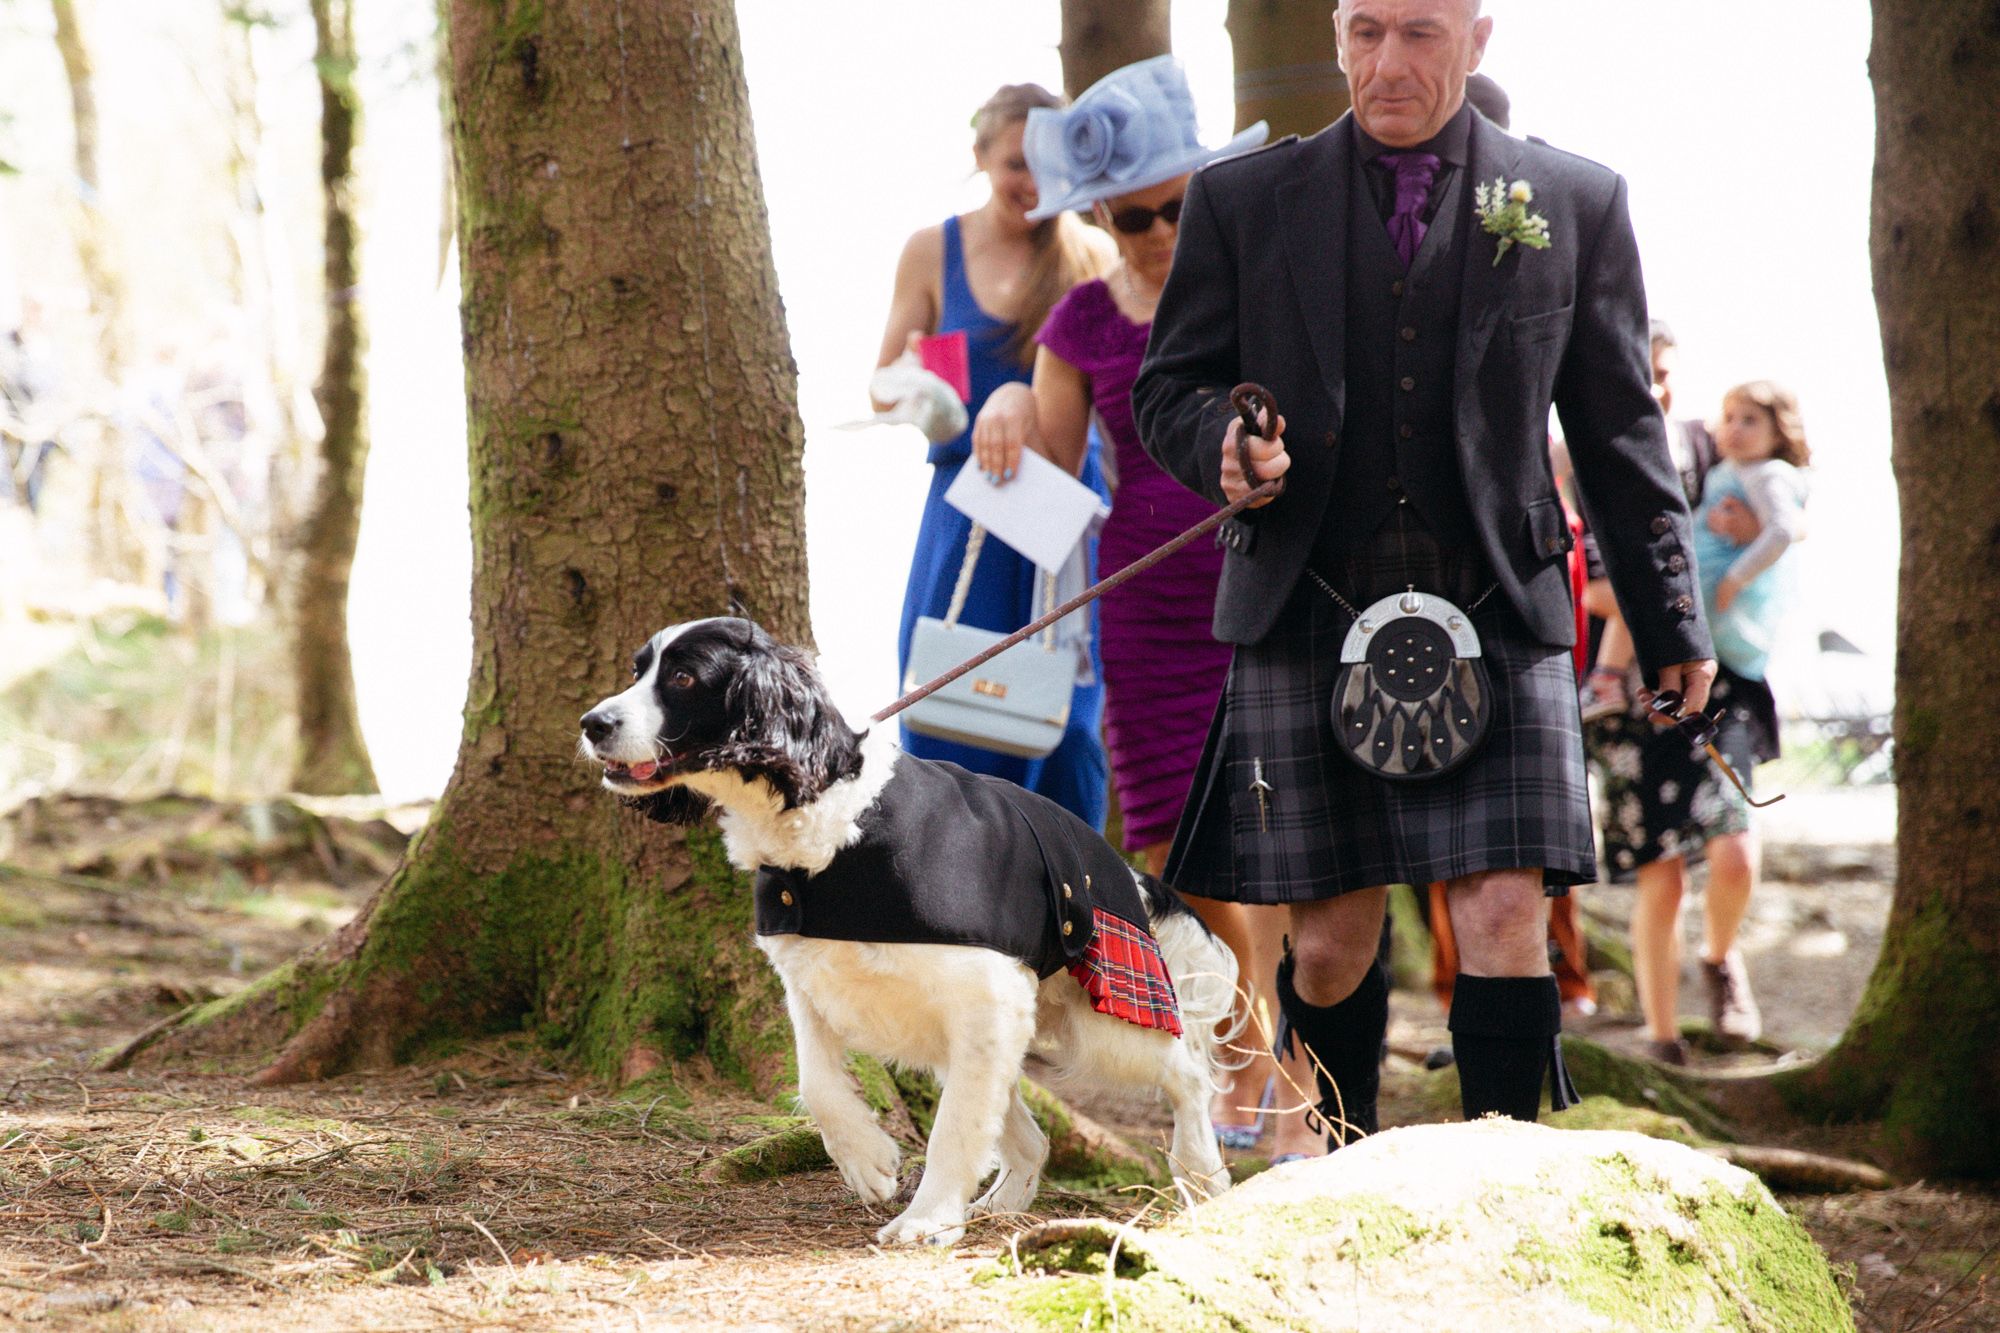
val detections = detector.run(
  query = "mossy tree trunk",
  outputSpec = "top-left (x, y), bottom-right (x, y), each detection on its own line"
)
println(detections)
top-left (1771, 0), bottom-right (2000, 1179)
top-left (138, 0), bottom-right (810, 1088)
top-left (1227, 0), bottom-right (1349, 139)
top-left (289, 0), bottom-right (380, 796)
top-left (1059, 0), bottom-right (1170, 100)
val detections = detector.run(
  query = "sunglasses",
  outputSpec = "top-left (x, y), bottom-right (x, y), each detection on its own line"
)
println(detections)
top-left (1107, 196), bottom-right (1184, 234)
top-left (1646, 689), bottom-right (1785, 809)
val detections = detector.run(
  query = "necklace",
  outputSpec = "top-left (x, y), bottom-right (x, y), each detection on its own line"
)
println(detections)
top-left (1116, 265), bottom-right (1161, 318)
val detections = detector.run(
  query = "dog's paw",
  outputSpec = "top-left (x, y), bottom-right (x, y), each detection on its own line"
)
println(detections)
top-left (825, 1124), bottom-right (900, 1206)
top-left (875, 1208), bottom-right (966, 1247)
top-left (970, 1165), bottom-right (1041, 1219)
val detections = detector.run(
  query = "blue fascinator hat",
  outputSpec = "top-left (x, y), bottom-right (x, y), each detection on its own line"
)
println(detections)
top-left (1023, 55), bottom-right (1267, 221)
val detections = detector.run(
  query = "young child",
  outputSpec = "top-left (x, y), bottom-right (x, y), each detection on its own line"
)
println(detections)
top-left (1689, 380), bottom-right (1811, 681)
top-left (1579, 379), bottom-right (1808, 718)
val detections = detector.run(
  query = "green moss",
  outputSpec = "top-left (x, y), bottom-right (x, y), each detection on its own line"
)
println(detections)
top-left (1519, 1155), bottom-right (1853, 1332)
top-left (1009, 1274), bottom-right (1221, 1333)
top-left (1559, 1036), bottom-right (1735, 1141)
top-left (1547, 1095), bottom-right (1708, 1147)
top-left (705, 1123), bottom-right (829, 1182)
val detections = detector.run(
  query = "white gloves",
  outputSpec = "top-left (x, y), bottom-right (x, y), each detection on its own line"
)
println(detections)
top-left (869, 359), bottom-right (968, 445)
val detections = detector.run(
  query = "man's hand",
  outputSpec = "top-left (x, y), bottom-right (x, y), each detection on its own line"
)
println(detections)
top-left (1706, 495), bottom-right (1762, 545)
top-left (1219, 408), bottom-right (1290, 506)
top-left (1649, 658), bottom-right (1717, 717)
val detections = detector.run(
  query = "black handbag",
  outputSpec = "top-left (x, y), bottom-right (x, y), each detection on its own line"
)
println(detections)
top-left (1328, 586), bottom-right (1494, 782)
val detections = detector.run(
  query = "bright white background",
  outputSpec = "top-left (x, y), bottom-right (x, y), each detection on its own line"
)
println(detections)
top-left (4, 0), bottom-right (1887, 800)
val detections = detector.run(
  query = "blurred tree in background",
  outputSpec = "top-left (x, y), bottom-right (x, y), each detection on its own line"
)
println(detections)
top-left (289, 0), bottom-right (378, 795)
top-left (1228, 0), bottom-right (1349, 139)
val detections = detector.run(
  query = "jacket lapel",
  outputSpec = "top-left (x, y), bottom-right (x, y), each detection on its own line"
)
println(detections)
top-left (1276, 119), bottom-right (1350, 421)
top-left (1454, 112), bottom-right (1528, 400)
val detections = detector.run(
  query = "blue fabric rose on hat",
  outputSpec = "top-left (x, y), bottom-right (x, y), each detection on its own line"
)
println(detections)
top-left (1056, 87), bottom-right (1152, 184)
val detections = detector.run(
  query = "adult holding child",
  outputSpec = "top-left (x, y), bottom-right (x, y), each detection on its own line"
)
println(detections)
top-left (872, 84), bottom-right (1115, 826)
top-left (1135, 0), bottom-right (1715, 1141)
top-left (971, 59), bottom-right (1321, 1161)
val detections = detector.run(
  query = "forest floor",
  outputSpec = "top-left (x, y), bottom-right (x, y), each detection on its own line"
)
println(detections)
top-left (1, 784), bottom-right (1994, 1331)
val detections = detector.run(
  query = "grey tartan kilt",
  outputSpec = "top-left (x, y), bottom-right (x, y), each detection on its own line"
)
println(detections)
top-left (1166, 525), bottom-right (1598, 904)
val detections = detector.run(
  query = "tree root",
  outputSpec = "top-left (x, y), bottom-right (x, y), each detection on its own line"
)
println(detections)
top-left (1708, 1144), bottom-right (1894, 1194)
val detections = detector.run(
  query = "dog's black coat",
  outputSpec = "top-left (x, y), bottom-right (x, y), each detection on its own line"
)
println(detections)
top-left (753, 756), bottom-right (1145, 977)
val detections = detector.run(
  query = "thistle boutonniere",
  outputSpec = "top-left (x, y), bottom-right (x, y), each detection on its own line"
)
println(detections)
top-left (1474, 177), bottom-right (1552, 267)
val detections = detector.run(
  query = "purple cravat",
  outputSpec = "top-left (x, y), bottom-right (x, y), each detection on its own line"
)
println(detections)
top-left (1380, 150), bottom-right (1442, 268)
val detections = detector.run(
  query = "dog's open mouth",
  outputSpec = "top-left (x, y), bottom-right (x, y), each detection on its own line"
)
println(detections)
top-left (602, 759), bottom-right (662, 784)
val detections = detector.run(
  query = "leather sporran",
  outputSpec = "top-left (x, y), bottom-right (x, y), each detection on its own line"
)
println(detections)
top-left (1330, 589), bottom-right (1493, 781)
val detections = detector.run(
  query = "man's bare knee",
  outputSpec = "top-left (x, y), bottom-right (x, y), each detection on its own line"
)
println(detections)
top-left (1287, 889), bottom-right (1387, 1005)
top-left (1445, 869), bottom-right (1548, 977)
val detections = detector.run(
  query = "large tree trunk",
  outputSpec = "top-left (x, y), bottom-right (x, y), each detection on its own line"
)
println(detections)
top-left (289, 0), bottom-right (379, 796)
top-left (1771, 0), bottom-right (2000, 1179)
top-left (132, 0), bottom-right (810, 1087)
top-left (1059, 0), bottom-right (1171, 100)
top-left (1227, 0), bottom-right (1349, 139)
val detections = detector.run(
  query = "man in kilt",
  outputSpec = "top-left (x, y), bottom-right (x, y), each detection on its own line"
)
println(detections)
top-left (1133, 0), bottom-right (1716, 1139)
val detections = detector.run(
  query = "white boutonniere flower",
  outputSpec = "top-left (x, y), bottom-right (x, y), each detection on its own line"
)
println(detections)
top-left (1474, 177), bottom-right (1552, 266)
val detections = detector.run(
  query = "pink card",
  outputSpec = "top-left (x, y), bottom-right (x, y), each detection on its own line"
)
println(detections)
top-left (917, 331), bottom-right (972, 404)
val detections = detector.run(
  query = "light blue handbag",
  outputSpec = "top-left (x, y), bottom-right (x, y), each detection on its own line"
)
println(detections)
top-left (902, 526), bottom-right (1077, 760)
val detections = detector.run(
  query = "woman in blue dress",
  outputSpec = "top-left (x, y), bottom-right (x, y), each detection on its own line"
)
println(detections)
top-left (871, 83), bottom-right (1115, 826)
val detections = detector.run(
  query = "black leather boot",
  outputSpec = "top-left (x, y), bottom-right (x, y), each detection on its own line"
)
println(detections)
top-left (1448, 973), bottom-right (1580, 1122)
top-left (1275, 951), bottom-right (1388, 1147)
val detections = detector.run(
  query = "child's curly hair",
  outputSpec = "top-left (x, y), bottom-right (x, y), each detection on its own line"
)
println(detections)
top-left (1722, 379), bottom-right (1811, 468)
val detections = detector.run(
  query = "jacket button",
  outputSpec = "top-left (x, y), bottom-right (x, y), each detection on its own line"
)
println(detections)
top-left (1400, 326), bottom-right (1417, 342)
top-left (1546, 537), bottom-right (1563, 555)
top-left (1398, 424), bottom-right (1414, 439)
top-left (1387, 476), bottom-right (1402, 492)
top-left (1651, 516), bottom-right (1671, 536)
top-left (1667, 553), bottom-right (1686, 573)
top-left (1063, 883), bottom-right (1073, 900)
top-left (780, 890), bottom-right (794, 906)
top-left (1400, 376), bottom-right (1415, 392)
top-left (1061, 921), bottom-right (1074, 937)
top-left (1674, 594), bottom-right (1694, 613)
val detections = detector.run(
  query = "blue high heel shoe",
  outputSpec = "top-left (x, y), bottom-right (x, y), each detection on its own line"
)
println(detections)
top-left (1213, 1075), bottom-right (1275, 1151)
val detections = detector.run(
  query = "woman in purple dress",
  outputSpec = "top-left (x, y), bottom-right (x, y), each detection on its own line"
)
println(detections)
top-left (971, 58), bottom-right (1318, 1162)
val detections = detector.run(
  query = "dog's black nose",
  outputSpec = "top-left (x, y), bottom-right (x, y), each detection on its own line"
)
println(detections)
top-left (580, 709), bottom-right (616, 745)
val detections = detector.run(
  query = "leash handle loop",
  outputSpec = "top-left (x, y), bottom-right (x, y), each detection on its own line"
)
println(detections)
top-left (1230, 382), bottom-right (1284, 499)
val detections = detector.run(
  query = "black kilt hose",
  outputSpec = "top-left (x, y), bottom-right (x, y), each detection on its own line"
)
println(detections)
top-left (1167, 519), bottom-right (1599, 903)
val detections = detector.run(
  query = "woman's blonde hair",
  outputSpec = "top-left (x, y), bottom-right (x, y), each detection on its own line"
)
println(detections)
top-left (973, 84), bottom-right (1109, 367)
top-left (1722, 379), bottom-right (1811, 468)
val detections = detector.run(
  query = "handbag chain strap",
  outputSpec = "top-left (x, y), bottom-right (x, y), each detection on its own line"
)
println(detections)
top-left (943, 522), bottom-right (1057, 652)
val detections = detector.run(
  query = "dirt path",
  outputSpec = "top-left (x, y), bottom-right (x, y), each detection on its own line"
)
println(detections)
top-left (2, 788), bottom-right (1994, 1330)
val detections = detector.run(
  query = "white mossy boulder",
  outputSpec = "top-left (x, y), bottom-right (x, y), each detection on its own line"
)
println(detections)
top-left (1000, 1119), bottom-right (1853, 1332)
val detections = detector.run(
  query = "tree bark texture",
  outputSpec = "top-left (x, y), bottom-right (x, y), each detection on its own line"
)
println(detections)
top-left (1227, 0), bottom-right (1349, 139)
top-left (1060, 0), bottom-right (1171, 100)
top-left (137, 0), bottom-right (811, 1087)
top-left (1775, 0), bottom-right (2000, 1179)
top-left (290, 0), bottom-right (380, 796)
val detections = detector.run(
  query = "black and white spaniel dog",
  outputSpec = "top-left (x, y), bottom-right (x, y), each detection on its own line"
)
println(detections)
top-left (580, 617), bottom-right (1236, 1246)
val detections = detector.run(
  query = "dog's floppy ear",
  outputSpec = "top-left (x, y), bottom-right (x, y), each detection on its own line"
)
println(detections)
top-left (717, 637), bottom-right (863, 809)
top-left (621, 785), bottom-right (714, 827)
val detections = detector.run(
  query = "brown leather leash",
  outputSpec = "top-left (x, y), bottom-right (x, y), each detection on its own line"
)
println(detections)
top-left (874, 383), bottom-right (1285, 725)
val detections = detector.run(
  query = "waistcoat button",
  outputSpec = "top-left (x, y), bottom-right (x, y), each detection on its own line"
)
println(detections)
top-left (1400, 326), bottom-right (1417, 342)
top-left (1399, 424), bottom-right (1414, 439)
top-left (1400, 376), bottom-right (1416, 391)
top-left (1391, 280), bottom-right (1406, 297)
